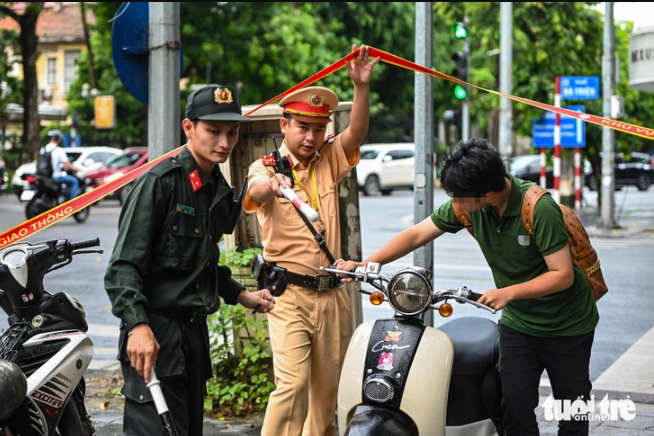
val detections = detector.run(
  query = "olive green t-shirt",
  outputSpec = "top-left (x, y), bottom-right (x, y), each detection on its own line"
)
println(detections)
top-left (431, 173), bottom-right (599, 337)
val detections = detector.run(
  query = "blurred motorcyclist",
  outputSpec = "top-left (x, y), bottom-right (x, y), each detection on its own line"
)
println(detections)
top-left (39, 129), bottom-right (83, 200)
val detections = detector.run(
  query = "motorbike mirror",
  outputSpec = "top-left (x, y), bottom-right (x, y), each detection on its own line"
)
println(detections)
top-left (439, 303), bottom-right (453, 317)
top-left (370, 291), bottom-right (384, 306)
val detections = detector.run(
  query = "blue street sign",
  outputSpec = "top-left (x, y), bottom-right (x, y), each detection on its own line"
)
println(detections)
top-left (532, 105), bottom-right (586, 148)
top-left (560, 76), bottom-right (600, 100)
top-left (111, 2), bottom-right (183, 104)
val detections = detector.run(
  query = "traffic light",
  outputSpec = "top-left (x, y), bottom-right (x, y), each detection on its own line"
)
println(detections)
top-left (452, 22), bottom-right (468, 39)
top-left (452, 51), bottom-right (468, 100)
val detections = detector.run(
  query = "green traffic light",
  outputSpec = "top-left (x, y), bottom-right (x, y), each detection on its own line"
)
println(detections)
top-left (454, 85), bottom-right (468, 100)
top-left (453, 23), bottom-right (468, 39)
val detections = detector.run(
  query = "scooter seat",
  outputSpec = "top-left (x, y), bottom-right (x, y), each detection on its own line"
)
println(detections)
top-left (438, 317), bottom-right (499, 376)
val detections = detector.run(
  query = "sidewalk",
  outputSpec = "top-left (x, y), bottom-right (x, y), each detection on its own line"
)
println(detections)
top-left (87, 197), bottom-right (654, 435)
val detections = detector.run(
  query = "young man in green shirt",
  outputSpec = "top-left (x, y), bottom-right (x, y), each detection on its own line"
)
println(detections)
top-left (337, 138), bottom-right (599, 435)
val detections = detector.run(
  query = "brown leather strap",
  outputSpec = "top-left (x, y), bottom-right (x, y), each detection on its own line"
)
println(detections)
top-left (521, 184), bottom-right (549, 235)
top-left (452, 201), bottom-right (475, 238)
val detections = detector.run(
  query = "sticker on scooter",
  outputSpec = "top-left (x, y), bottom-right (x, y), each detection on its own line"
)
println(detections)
top-left (21, 292), bottom-right (34, 303)
top-left (372, 340), bottom-right (410, 353)
top-left (385, 331), bottom-right (402, 342)
top-left (377, 352), bottom-right (394, 371)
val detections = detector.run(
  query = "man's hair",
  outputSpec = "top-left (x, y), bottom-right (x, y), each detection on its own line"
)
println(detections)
top-left (440, 138), bottom-right (507, 197)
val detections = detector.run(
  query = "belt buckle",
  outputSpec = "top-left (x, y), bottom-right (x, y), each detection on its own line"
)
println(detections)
top-left (317, 276), bottom-right (332, 291)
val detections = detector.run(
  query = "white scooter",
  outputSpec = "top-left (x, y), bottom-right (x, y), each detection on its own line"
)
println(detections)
top-left (0, 237), bottom-right (180, 436)
top-left (0, 238), bottom-right (102, 435)
top-left (321, 263), bottom-right (504, 436)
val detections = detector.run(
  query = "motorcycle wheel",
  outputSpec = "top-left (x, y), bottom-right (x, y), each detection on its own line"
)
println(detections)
top-left (25, 197), bottom-right (47, 220)
top-left (55, 383), bottom-right (94, 436)
top-left (73, 207), bottom-right (90, 223)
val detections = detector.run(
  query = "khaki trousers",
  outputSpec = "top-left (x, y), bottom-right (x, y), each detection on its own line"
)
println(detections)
top-left (262, 284), bottom-right (352, 436)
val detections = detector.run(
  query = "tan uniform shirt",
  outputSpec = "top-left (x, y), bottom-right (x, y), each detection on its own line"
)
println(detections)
top-left (244, 136), bottom-right (360, 276)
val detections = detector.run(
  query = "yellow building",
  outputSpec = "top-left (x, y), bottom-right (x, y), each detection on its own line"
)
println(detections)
top-left (1, 2), bottom-right (95, 118)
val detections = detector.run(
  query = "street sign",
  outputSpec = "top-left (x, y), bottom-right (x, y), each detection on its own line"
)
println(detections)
top-left (532, 105), bottom-right (586, 148)
top-left (560, 76), bottom-right (600, 100)
top-left (111, 2), bottom-right (183, 104)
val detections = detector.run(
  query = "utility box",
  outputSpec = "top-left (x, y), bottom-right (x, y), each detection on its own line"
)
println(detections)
top-left (222, 100), bottom-right (354, 253)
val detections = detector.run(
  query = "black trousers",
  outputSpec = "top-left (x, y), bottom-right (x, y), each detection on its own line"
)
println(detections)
top-left (119, 313), bottom-right (211, 436)
top-left (498, 322), bottom-right (594, 436)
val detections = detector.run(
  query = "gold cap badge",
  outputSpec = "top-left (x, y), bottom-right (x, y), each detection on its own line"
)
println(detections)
top-left (214, 87), bottom-right (233, 104)
top-left (309, 94), bottom-right (324, 107)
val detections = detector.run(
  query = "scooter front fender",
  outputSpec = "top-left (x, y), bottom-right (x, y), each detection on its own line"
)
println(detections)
top-left (342, 404), bottom-right (418, 436)
top-left (338, 320), bottom-right (454, 436)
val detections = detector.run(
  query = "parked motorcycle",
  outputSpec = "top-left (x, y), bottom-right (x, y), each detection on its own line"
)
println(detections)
top-left (321, 263), bottom-right (503, 436)
top-left (23, 172), bottom-right (90, 223)
top-left (0, 237), bottom-right (103, 436)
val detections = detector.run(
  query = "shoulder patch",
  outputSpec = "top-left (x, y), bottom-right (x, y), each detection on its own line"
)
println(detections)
top-left (261, 155), bottom-right (276, 166)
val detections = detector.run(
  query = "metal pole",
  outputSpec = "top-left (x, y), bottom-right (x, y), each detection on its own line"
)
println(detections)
top-left (462, 16), bottom-right (470, 142)
top-left (149, 2), bottom-right (181, 159)
top-left (601, 2), bottom-right (616, 228)
top-left (540, 148), bottom-right (546, 188)
top-left (554, 76), bottom-right (561, 204)
top-left (414, 2), bottom-right (434, 327)
top-left (574, 148), bottom-right (582, 209)
top-left (498, 2), bottom-right (513, 161)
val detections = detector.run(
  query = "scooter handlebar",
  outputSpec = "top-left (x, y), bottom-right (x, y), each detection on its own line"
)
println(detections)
top-left (452, 287), bottom-right (496, 314)
top-left (320, 266), bottom-right (382, 282)
top-left (68, 238), bottom-right (100, 251)
top-left (467, 290), bottom-right (484, 301)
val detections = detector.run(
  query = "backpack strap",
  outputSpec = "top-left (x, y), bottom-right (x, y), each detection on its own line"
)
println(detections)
top-left (451, 201), bottom-right (475, 238)
top-left (521, 184), bottom-right (550, 235)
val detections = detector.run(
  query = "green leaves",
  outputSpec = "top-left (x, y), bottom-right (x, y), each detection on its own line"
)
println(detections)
top-left (206, 246), bottom-right (272, 417)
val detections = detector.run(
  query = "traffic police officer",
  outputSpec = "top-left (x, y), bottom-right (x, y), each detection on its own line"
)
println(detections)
top-left (105, 84), bottom-right (275, 436)
top-left (244, 44), bottom-right (379, 436)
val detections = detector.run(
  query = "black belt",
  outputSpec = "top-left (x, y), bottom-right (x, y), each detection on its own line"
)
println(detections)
top-left (285, 270), bottom-right (341, 291)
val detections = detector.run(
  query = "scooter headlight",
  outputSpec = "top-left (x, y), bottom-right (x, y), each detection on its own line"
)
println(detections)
top-left (387, 267), bottom-right (432, 315)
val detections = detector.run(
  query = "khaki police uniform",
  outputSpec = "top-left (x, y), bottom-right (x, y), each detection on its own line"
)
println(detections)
top-left (104, 85), bottom-right (249, 436)
top-left (244, 87), bottom-right (360, 436)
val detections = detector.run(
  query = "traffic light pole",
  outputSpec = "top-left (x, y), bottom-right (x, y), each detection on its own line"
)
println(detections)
top-left (462, 16), bottom-right (470, 142)
top-left (414, 1), bottom-right (434, 327)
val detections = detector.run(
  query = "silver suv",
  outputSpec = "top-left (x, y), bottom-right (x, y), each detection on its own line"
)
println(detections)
top-left (357, 143), bottom-right (415, 196)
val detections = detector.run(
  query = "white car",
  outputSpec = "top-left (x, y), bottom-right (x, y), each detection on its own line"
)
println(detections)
top-left (357, 143), bottom-right (415, 196)
top-left (12, 146), bottom-right (122, 199)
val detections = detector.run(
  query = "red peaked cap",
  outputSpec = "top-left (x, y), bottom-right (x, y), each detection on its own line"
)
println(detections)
top-left (279, 86), bottom-right (339, 120)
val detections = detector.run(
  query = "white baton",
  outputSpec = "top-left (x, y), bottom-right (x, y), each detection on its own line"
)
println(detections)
top-left (280, 186), bottom-right (320, 222)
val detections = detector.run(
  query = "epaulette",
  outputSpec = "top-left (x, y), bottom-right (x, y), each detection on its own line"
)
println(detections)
top-left (149, 155), bottom-right (182, 177)
top-left (323, 133), bottom-right (336, 144)
top-left (260, 154), bottom-right (276, 167)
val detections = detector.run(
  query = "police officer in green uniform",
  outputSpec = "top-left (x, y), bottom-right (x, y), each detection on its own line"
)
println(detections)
top-left (338, 138), bottom-right (599, 436)
top-left (104, 84), bottom-right (275, 436)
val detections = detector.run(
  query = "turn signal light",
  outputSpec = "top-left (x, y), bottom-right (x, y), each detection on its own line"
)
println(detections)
top-left (370, 291), bottom-right (385, 306)
top-left (439, 303), bottom-right (453, 317)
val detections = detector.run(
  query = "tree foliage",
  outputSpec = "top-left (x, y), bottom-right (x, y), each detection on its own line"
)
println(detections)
top-left (0, 1), bottom-right (44, 162)
top-left (3, 2), bottom-right (654, 156)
